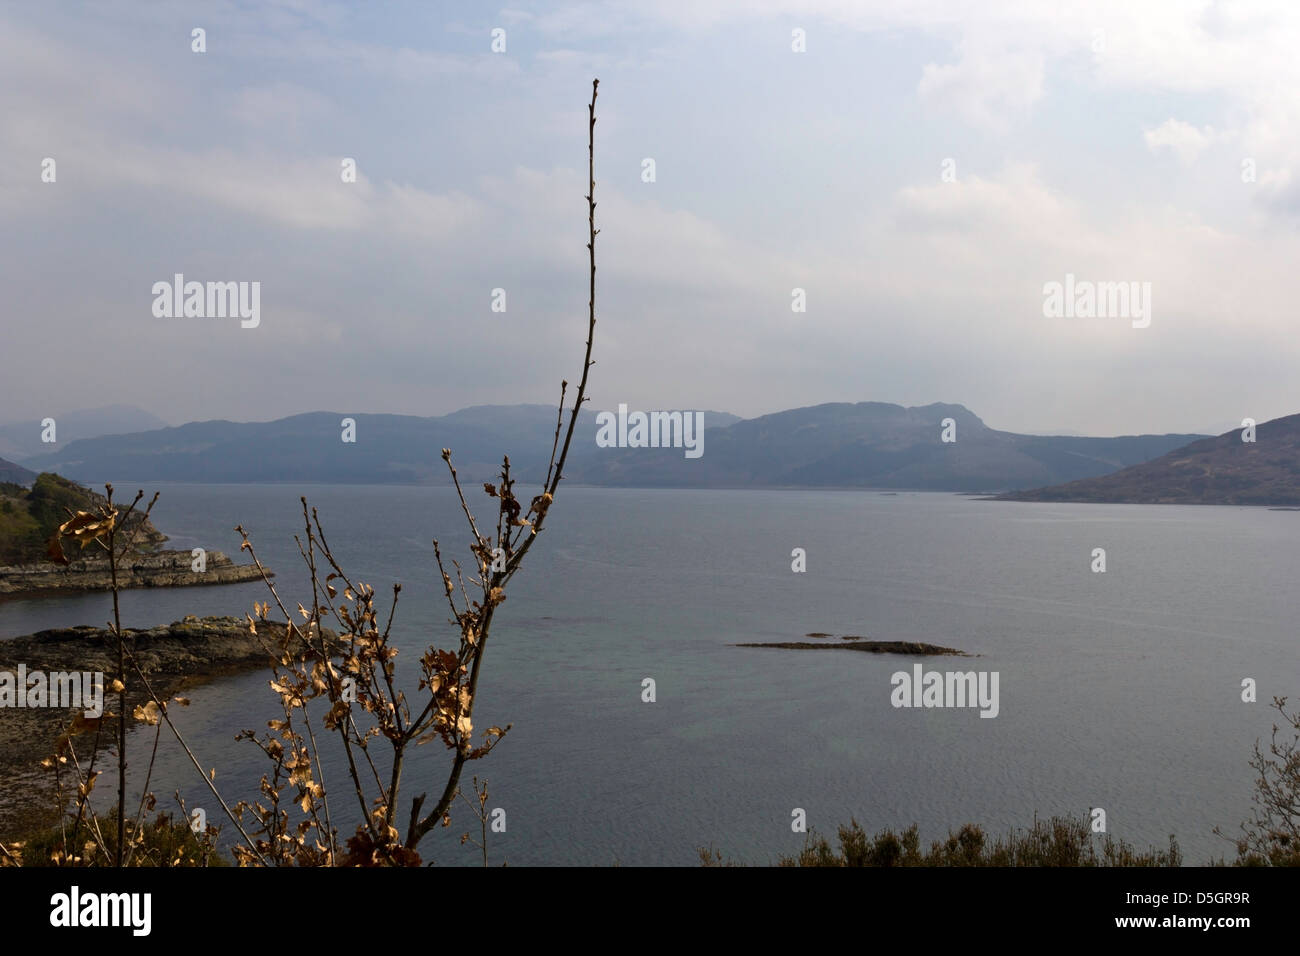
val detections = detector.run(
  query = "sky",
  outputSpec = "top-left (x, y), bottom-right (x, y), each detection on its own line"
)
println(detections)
top-left (2, 0), bottom-right (1298, 437)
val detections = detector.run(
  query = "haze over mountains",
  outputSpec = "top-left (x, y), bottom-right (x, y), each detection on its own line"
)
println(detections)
top-left (0, 458), bottom-right (34, 485)
top-left (17, 401), bottom-right (1209, 493)
top-left (0, 404), bottom-right (168, 461)
top-left (17, 406), bottom-right (734, 486)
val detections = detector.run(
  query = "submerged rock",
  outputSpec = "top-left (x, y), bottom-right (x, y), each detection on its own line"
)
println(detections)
top-left (735, 640), bottom-right (969, 656)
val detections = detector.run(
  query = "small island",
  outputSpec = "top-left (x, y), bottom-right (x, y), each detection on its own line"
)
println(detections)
top-left (736, 633), bottom-right (969, 656)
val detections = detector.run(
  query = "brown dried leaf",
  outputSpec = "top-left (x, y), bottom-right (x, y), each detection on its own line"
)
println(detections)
top-left (58, 510), bottom-right (116, 550)
top-left (68, 714), bottom-right (102, 736)
top-left (45, 534), bottom-right (69, 566)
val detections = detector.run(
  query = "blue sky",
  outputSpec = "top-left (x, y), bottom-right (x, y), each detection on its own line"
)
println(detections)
top-left (2, 0), bottom-right (1298, 435)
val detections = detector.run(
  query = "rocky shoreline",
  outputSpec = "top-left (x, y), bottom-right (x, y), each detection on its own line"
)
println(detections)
top-left (0, 550), bottom-right (266, 596)
top-left (0, 615), bottom-right (340, 843)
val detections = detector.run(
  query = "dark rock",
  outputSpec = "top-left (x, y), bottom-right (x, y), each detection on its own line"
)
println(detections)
top-left (735, 640), bottom-right (969, 656)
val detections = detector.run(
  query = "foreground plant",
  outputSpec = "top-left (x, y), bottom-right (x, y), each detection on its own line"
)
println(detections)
top-left (1219, 695), bottom-right (1300, 866)
top-left (34, 484), bottom-right (178, 868)
top-left (699, 814), bottom-right (1182, 867)
top-left (143, 78), bottom-right (604, 866)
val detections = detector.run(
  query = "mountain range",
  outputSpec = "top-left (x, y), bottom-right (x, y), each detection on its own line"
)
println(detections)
top-left (571, 402), bottom-right (1207, 491)
top-left (17, 401), bottom-right (1209, 493)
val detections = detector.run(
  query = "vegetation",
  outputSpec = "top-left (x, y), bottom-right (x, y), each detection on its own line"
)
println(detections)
top-left (701, 694), bottom-right (1300, 867)
top-left (1, 79), bottom-right (603, 868)
top-left (5, 809), bottom-right (225, 867)
top-left (4, 77), bottom-right (1299, 869)
top-left (1217, 696), bottom-right (1300, 866)
top-left (0, 473), bottom-right (162, 566)
top-left (758, 815), bottom-right (1183, 867)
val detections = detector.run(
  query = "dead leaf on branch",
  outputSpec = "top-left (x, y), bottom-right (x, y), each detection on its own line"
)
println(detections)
top-left (45, 535), bottom-right (69, 566)
top-left (58, 509), bottom-right (117, 550)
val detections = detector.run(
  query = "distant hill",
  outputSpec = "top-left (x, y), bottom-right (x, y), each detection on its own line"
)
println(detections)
top-left (0, 473), bottom-right (166, 566)
top-left (997, 413), bottom-right (1300, 505)
top-left (0, 458), bottom-right (34, 485)
top-left (568, 402), bottom-right (1206, 491)
top-left (20, 401), bottom-right (1204, 492)
top-left (0, 404), bottom-right (169, 461)
top-left (21, 405), bottom-right (736, 486)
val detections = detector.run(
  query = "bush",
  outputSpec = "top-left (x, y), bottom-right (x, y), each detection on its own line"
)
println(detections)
top-left (710, 815), bottom-right (1183, 867)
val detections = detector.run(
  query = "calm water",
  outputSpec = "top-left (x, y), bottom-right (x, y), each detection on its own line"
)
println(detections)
top-left (2, 483), bottom-right (1296, 865)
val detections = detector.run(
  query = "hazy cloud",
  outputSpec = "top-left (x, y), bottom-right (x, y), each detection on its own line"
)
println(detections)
top-left (2, 0), bottom-right (1299, 438)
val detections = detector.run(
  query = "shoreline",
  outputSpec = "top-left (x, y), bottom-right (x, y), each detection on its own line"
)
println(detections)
top-left (0, 615), bottom-right (339, 843)
top-left (0, 550), bottom-right (268, 597)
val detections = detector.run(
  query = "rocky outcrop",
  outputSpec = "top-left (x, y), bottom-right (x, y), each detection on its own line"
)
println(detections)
top-left (0, 615), bottom-right (342, 677)
top-left (0, 549), bottom-right (266, 595)
top-left (0, 615), bottom-right (341, 842)
top-left (1, 471), bottom-right (170, 566)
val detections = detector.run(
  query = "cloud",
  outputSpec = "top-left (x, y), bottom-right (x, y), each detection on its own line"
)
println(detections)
top-left (917, 37), bottom-right (1045, 129)
top-left (1144, 118), bottom-right (1221, 164)
top-left (4, 1), bottom-right (1300, 435)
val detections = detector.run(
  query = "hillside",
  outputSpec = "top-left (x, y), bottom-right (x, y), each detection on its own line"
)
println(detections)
top-left (997, 413), bottom-right (1300, 505)
top-left (0, 473), bottom-right (266, 594)
top-left (0, 473), bottom-right (166, 566)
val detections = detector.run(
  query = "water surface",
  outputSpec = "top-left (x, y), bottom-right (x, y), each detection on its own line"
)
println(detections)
top-left (2, 484), bottom-right (1294, 865)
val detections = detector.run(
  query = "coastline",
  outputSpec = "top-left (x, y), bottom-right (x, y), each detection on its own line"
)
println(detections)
top-left (0, 550), bottom-right (267, 597)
